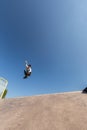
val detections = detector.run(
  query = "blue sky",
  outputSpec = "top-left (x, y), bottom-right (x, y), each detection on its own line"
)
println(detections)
top-left (0, 0), bottom-right (87, 98)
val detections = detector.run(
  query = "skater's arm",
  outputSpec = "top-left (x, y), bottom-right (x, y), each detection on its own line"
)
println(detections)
top-left (26, 63), bottom-right (28, 68)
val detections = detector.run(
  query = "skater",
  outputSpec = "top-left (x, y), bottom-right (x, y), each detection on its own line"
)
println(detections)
top-left (23, 61), bottom-right (32, 79)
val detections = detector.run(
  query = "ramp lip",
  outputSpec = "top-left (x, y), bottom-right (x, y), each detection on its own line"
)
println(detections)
top-left (6, 91), bottom-right (82, 99)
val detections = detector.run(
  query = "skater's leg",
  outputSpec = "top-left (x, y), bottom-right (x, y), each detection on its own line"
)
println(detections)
top-left (23, 75), bottom-right (27, 79)
top-left (24, 70), bottom-right (27, 75)
top-left (23, 70), bottom-right (27, 79)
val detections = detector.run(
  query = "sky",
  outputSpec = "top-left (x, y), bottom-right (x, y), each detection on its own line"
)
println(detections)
top-left (0, 0), bottom-right (87, 98)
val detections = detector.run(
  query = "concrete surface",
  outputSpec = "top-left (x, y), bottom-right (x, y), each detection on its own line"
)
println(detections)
top-left (0, 91), bottom-right (87, 130)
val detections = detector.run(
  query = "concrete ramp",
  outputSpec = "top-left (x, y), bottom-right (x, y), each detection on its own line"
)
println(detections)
top-left (0, 91), bottom-right (87, 130)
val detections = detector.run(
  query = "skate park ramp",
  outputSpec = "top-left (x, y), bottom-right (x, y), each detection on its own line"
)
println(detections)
top-left (0, 91), bottom-right (87, 130)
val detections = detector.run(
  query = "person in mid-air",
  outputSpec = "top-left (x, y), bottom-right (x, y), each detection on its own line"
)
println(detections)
top-left (23, 61), bottom-right (32, 79)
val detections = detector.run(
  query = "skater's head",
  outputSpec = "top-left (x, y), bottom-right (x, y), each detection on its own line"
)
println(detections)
top-left (28, 64), bottom-right (31, 67)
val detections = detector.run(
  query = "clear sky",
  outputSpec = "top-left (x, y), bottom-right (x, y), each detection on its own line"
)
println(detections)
top-left (0, 0), bottom-right (87, 98)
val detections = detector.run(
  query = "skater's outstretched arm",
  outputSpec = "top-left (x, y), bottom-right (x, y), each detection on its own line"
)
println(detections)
top-left (25, 60), bottom-right (29, 68)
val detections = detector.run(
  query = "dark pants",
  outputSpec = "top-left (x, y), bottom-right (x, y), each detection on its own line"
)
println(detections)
top-left (24, 70), bottom-right (31, 79)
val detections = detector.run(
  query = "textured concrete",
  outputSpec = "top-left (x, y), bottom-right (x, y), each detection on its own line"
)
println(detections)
top-left (0, 91), bottom-right (87, 130)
